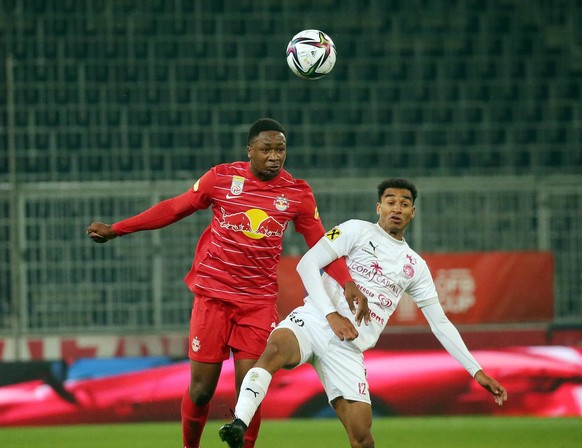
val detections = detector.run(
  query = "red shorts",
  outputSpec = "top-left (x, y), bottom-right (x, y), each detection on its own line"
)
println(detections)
top-left (187, 294), bottom-right (278, 363)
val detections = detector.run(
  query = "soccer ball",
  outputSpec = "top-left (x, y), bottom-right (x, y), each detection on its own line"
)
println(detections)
top-left (286, 29), bottom-right (337, 80)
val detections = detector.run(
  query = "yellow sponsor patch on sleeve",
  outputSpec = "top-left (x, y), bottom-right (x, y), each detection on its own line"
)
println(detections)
top-left (325, 227), bottom-right (341, 241)
top-left (193, 179), bottom-right (200, 191)
top-left (314, 207), bottom-right (320, 220)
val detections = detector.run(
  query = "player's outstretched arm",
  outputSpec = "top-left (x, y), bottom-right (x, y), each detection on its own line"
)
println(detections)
top-left (87, 222), bottom-right (118, 243)
top-left (474, 370), bottom-right (507, 406)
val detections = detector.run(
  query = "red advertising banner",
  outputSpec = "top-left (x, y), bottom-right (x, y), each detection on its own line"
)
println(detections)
top-left (0, 252), bottom-right (553, 361)
top-left (0, 333), bottom-right (190, 361)
top-left (276, 251), bottom-right (554, 325)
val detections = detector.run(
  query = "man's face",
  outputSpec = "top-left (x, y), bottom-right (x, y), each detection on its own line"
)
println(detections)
top-left (376, 188), bottom-right (416, 240)
top-left (247, 130), bottom-right (287, 181)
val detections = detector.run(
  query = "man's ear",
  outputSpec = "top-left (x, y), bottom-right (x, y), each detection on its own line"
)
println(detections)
top-left (376, 203), bottom-right (381, 215)
top-left (247, 146), bottom-right (251, 158)
top-left (411, 205), bottom-right (416, 219)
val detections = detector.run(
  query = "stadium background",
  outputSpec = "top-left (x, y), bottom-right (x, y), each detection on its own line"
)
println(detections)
top-left (0, 0), bottom-right (581, 365)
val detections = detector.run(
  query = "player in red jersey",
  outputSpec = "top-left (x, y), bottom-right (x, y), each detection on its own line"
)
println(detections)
top-left (87, 118), bottom-right (369, 448)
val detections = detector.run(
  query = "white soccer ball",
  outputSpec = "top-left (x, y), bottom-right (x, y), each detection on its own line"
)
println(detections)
top-left (286, 29), bottom-right (337, 80)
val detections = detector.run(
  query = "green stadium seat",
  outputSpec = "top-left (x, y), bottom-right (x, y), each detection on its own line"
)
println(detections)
top-left (0, 0), bottom-right (580, 183)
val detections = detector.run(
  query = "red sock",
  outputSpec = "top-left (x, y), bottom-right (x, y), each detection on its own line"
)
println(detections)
top-left (181, 389), bottom-right (209, 448)
top-left (243, 407), bottom-right (261, 448)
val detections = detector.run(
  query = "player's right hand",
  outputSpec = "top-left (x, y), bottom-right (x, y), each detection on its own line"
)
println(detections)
top-left (326, 312), bottom-right (359, 342)
top-left (343, 281), bottom-right (371, 326)
top-left (86, 222), bottom-right (118, 244)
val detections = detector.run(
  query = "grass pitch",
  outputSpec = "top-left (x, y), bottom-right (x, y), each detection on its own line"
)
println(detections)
top-left (1, 417), bottom-right (580, 447)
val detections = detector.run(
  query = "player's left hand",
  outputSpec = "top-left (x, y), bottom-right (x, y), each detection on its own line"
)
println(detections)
top-left (474, 370), bottom-right (508, 406)
top-left (343, 281), bottom-right (371, 326)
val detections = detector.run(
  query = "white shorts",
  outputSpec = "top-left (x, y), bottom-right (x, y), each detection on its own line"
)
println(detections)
top-left (274, 304), bottom-right (370, 405)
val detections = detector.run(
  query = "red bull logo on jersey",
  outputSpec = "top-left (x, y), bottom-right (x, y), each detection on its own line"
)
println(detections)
top-left (191, 337), bottom-right (201, 353)
top-left (274, 195), bottom-right (290, 211)
top-left (219, 207), bottom-right (286, 239)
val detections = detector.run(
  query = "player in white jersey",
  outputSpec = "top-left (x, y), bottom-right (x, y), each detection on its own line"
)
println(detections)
top-left (219, 178), bottom-right (507, 448)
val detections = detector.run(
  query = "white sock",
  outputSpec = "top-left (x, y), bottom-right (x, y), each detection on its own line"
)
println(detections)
top-left (235, 367), bottom-right (272, 426)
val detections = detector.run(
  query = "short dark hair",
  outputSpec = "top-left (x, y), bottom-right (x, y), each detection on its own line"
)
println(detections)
top-left (377, 178), bottom-right (418, 203)
top-left (248, 118), bottom-right (287, 145)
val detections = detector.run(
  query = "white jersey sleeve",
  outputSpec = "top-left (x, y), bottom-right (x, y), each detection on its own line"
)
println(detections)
top-left (296, 238), bottom-right (340, 317)
top-left (405, 261), bottom-right (439, 308)
top-left (296, 221), bottom-right (363, 318)
top-left (421, 301), bottom-right (482, 377)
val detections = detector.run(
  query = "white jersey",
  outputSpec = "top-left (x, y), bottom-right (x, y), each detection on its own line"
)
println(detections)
top-left (304, 219), bottom-right (438, 352)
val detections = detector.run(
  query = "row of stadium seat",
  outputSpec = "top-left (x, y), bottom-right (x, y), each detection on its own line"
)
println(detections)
top-left (5, 123), bottom-right (577, 149)
top-left (8, 81), bottom-right (579, 112)
top-left (2, 145), bottom-right (578, 181)
top-left (5, 31), bottom-right (574, 68)
top-left (6, 31), bottom-right (565, 59)
top-left (8, 58), bottom-right (571, 86)
top-left (6, 102), bottom-right (579, 131)
top-left (11, 0), bottom-right (554, 15)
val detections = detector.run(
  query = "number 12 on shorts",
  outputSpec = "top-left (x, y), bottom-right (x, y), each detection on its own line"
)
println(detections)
top-left (358, 382), bottom-right (367, 395)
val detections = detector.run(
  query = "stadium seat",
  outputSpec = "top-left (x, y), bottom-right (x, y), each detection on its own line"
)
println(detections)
top-left (1, 0), bottom-right (581, 181)
top-left (15, 110), bottom-right (28, 126)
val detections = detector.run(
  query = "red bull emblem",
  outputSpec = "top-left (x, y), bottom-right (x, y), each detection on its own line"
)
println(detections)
top-left (219, 207), bottom-right (286, 239)
top-left (274, 195), bottom-right (289, 211)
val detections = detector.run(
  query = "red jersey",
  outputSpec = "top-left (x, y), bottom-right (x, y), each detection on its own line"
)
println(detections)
top-left (112, 162), bottom-right (349, 304)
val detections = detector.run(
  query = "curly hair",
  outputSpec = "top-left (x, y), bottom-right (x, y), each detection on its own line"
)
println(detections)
top-left (377, 178), bottom-right (418, 203)
top-left (247, 118), bottom-right (287, 145)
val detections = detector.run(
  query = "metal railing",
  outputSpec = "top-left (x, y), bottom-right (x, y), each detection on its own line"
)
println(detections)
top-left (1, 175), bottom-right (580, 339)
